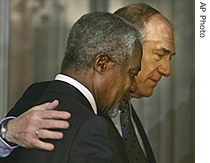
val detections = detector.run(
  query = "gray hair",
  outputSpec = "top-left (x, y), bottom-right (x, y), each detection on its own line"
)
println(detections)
top-left (114, 3), bottom-right (161, 43)
top-left (61, 12), bottom-right (141, 71)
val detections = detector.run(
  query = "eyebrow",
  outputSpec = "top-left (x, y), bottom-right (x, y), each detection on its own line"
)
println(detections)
top-left (153, 47), bottom-right (176, 56)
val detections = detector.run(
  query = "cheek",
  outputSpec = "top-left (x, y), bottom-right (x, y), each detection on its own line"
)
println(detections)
top-left (140, 56), bottom-right (159, 77)
top-left (116, 73), bottom-right (130, 93)
top-left (107, 82), bottom-right (127, 106)
top-left (141, 52), bottom-right (154, 69)
top-left (135, 74), bottom-right (143, 84)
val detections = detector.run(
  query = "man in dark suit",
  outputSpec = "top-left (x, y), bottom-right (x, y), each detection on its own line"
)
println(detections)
top-left (111, 4), bottom-right (175, 163)
top-left (0, 12), bottom-right (142, 162)
top-left (0, 3), bottom-right (176, 163)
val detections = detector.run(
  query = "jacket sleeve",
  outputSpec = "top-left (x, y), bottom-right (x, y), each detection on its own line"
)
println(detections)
top-left (0, 82), bottom-right (50, 158)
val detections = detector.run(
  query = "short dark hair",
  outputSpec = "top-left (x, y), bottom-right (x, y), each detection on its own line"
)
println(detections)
top-left (61, 12), bottom-right (141, 71)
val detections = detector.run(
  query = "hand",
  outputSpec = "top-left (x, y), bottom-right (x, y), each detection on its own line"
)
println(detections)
top-left (5, 100), bottom-right (70, 151)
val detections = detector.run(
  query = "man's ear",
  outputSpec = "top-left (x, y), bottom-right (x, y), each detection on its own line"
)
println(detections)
top-left (94, 54), bottom-right (110, 73)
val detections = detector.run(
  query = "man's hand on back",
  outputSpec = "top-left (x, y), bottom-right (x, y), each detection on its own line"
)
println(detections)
top-left (5, 100), bottom-right (71, 151)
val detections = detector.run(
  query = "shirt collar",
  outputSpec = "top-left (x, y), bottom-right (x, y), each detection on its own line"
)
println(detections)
top-left (55, 74), bottom-right (97, 114)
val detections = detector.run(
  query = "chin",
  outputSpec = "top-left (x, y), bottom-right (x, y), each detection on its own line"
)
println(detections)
top-left (131, 88), bottom-right (154, 99)
top-left (143, 94), bottom-right (153, 97)
top-left (143, 90), bottom-right (154, 97)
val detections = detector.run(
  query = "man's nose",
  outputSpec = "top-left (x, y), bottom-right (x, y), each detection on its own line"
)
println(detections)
top-left (158, 60), bottom-right (172, 77)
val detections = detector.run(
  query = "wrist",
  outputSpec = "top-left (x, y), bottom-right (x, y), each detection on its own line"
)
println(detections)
top-left (0, 120), bottom-right (8, 139)
top-left (3, 119), bottom-right (15, 143)
top-left (0, 117), bottom-right (17, 146)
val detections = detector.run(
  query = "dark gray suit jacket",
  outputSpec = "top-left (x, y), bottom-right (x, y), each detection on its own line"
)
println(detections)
top-left (2, 80), bottom-right (129, 163)
top-left (3, 80), bottom-right (156, 163)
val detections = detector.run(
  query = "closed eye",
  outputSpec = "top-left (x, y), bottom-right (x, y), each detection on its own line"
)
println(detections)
top-left (154, 53), bottom-right (165, 60)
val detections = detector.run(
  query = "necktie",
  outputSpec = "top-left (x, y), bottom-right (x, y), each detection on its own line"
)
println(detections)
top-left (120, 101), bottom-right (148, 163)
top-left (131, 107), bottom-right (156, 163)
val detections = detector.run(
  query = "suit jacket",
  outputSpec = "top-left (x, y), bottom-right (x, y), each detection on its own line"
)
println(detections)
top-left (5, 81), bottom-right (156, 163)
top-left (6, 81), bottom-right (51, 117)
top-left (4, 80), bottom-right (129, 163)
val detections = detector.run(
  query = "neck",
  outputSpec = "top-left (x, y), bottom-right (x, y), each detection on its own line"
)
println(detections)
top-left (61, 68), bottom-right (94, 95)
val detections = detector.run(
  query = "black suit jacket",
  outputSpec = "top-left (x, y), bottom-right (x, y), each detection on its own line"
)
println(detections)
top-left (5, 81), bottom-right (156, 163)
top-left (3, 80), bottom-right (129, 163)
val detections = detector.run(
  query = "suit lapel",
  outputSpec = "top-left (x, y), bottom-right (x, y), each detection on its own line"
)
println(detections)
top-left (131, 105), bottom-right (156, 163)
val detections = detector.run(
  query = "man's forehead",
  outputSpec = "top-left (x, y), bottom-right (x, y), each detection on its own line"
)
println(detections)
top-left (144, 39), bottom-right (176, 54)
top-left (145, 26), bottom-right (174, 41)
top-left (145, 14), bottom-right (174, 42)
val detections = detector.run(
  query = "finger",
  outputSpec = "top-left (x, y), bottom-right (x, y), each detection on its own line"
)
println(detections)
top-left (31, 102), bottom-right (53, 111)
top-left (39, 110), bottom-right (71, 120)
top-left (45, 100), bottom-right (59, 110)
top-left (30, 139), bottom-right (55, 151)
top-left (31, 100), bottom-right (59, 111)
top-left (39, 119), bottom-right (70, 129)
top-left (36, 129), bottom-right (64, 140)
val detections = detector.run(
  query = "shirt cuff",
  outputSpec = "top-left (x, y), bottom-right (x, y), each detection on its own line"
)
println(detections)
top-left (0, 116), bottom-right (18, 158)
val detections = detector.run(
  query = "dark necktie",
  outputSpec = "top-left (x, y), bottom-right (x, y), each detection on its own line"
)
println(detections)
top-left (131, 106), bottom-right (156, 163)
top-left (120, 101), bottom-right (148, 163)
